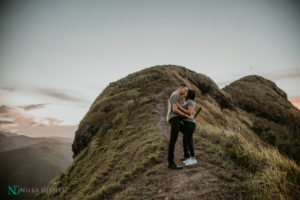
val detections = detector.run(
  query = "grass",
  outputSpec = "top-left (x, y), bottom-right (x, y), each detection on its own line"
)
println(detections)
top-left (223, 75), bottom-right (300, 164)
top-left (34, 66), bottom-right (170, 200)
top-left (194, 124), bottom-right (300, 200)
top-left (34, 65), bottom-right (300, 200)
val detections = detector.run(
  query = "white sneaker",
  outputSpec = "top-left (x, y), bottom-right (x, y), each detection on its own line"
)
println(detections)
top-left (185, 159), bottom-right (197, 166)
top-left (183, 158), bottom-right (193, 164)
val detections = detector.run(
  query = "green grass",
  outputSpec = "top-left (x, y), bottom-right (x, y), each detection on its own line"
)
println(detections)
top-left (35, 67), bottom-right (170, 200)
top-left (194, 125), bottom-right (300, 200)
top-left (223, 75), bottom-right (300, 164)
top-left (34, 65), bottom-right (300, 200)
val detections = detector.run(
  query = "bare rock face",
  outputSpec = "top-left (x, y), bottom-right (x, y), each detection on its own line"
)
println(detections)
top-left (71, 124), bottom-right (100, 158)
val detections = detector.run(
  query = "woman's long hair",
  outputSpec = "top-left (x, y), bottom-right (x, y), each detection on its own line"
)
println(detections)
top-left (185, 89), bottom-right (195, 101)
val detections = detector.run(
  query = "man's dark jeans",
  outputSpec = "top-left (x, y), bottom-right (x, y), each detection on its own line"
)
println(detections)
top-left (168, 116), bottom-right (181, 164)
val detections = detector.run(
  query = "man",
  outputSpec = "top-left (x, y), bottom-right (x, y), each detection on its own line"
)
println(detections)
top-left (167, 82), bottom-right (192, 170)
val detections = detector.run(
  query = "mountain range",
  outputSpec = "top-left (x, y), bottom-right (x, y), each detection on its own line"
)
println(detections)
top-left (0, 131), bottom-right (73, 200)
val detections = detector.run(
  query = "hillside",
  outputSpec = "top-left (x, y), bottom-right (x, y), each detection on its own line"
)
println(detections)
top-left (0, 138), bottom-right (73, 200)
top-left (223, 75), bottom-right (300, 163)
top-left (0, 130), bottom-right (18, 137)
top-left (35, 65), bottom-right (300, 200)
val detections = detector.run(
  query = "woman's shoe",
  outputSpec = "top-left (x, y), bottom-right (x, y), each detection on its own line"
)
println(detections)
top-left (184, 159), bottom-right (197, 166)
top-left (180, 156), bottom-right (189, 161)
top-left (183, 157), bottom-right (192, 164)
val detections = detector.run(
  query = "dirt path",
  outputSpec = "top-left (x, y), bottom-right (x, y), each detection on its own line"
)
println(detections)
top-left (153, 90), bottom-right (240, 200)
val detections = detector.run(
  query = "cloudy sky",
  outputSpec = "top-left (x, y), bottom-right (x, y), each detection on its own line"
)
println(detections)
top-left (0, 0), bottom-right (299, 137)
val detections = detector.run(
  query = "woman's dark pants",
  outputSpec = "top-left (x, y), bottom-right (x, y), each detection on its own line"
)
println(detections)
top-left (183, 121), bottom-right (196, 157)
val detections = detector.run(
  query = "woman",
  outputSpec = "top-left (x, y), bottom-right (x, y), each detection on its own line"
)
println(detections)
top-left (177, 89), bottom-right (197, 166)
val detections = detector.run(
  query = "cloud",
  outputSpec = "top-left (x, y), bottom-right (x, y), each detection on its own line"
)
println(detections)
top-left (0, 105), bottom-right (10, 114)
top-left (33, 87), bottom-right (88, 103)
top-left (0, 120), bottom-right (15, 125)
top-left (18, 103), bottom-right (49, 111)
top-left (1, 86), bottom-right (16, 92)
top-left (44, 117), bottom-right (63, 126)
top-left (0, 104), bottom-right (76, 138)
top-left (0, 105), bottom-right (39, 128)
top-left (1, 85), bottom-right (88, 104)
top-left (267, 72), bottom-right (300, 81)
top-left (218, 71), bottom-right (300, 87)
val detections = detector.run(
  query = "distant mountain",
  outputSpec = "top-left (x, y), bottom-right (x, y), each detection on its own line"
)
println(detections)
top-left (0, 132), bottom-right (73, 152)
top-left (0, 134), bottom-right (16, 152)
top-left (0, 130), bottom-right (18, 137)
top-left (48, 136), bottom-right (73, 143)
top-left (35, 65), bottom-right (299, 200)
top-left (0, 135), bottom-right (73, 200)
top-left (0, 134), bottom-right (51, 152)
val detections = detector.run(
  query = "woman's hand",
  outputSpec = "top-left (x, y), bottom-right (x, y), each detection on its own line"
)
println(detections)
top-left (186, 114), bottom-right (194, 120)
top-left (177, 102), bottom-right (194, 116)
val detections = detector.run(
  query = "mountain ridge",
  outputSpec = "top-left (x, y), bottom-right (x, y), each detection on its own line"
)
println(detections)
top-left (35, 65), bottom-right (300, 200)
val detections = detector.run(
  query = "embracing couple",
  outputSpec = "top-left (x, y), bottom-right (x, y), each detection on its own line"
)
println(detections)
top-left (167, 82), bottom-right (197, 170)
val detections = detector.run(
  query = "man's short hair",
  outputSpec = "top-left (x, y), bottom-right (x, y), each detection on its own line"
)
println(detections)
top-left (179, 82), bottom-right (187, 87)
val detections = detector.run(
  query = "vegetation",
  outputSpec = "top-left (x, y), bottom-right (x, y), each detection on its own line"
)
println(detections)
top-left (194, 125), bottom-right (300, 199)
top-left (35, 66), bottom-right (170, 200)
top-left (35, 65), bottom-right (300, 200)
top-left (224, 75), bottom-right (300, 164)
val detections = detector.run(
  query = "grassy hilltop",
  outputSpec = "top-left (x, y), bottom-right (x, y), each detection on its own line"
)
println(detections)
top-left (35, 65), bottom-right (300, 200)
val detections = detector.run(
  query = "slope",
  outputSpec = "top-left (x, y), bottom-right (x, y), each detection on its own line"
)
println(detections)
top-left (35, 65), bottom-right (300, 200)
top-left (223, 75), bottom-right (300, 163)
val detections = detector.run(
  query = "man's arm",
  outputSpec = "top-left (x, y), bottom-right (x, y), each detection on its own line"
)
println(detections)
top-left (177, 103), bottom-right (193, 115)
top-left (172, 103), bottom-right (193, 119)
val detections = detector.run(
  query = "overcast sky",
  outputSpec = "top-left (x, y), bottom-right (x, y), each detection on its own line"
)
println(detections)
top-left (0, 0), bottom-right (299, 137)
